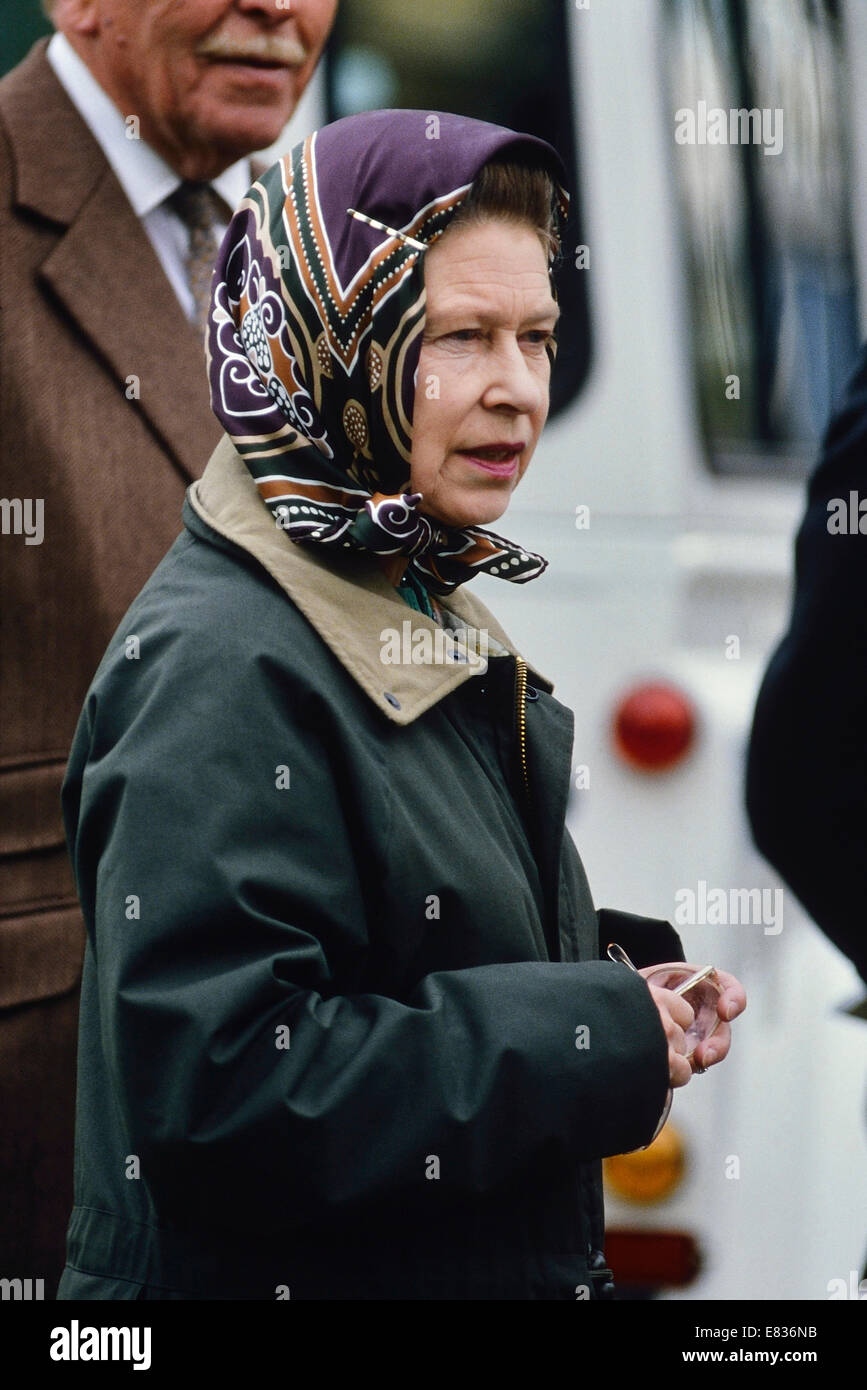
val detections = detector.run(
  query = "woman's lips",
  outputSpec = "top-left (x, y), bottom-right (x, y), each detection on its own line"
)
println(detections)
top-left (456, 445), bottom-right (524, 477)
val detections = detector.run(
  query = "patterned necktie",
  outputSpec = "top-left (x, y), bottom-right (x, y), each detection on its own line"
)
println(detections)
top-left (167, 181), bottom-right (228, 335)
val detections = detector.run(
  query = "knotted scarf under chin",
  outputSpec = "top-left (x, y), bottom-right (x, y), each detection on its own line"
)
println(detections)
top-left (335, 491), bottom-right (546, 598)
top-left (205, 111), bottom-right (566, 597)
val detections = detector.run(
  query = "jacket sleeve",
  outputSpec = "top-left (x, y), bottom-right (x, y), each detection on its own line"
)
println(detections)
top-left (64, 608), bottom-right (671, 1236)
top-left (746, 339), bottom-right (867, 985)
top-left (597, 908), bottom-right (685, 968)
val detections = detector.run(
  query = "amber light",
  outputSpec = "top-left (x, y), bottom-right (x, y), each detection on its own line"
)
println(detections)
top-left (612, 682), bottom-right (696, 771)
top-left (604, 1121), bottom-right (686, 1204)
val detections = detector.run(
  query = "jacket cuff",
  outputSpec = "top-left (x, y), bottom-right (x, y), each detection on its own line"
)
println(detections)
top-left (597, 907), bottom-right (685, 969)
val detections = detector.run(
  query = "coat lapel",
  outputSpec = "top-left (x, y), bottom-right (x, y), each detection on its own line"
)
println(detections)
top-left (1, 41), bottom-right (220, 484)
top-left (189, 435), bottom-right (558, 723)
top-left (38, 169), bottom-right (219, 483)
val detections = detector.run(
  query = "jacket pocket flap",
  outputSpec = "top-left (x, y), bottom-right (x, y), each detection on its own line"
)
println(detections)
top-left (0, 904), bottom-right (84, 1008)
top-left (0, 758), bottom-right (67, 856)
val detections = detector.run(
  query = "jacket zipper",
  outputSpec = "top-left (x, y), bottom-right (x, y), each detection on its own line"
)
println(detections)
top-left (514, 655), bottom-right (530, 803)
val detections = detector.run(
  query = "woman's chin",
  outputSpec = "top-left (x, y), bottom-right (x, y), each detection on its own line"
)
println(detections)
top-left (420, 494), bottom-right (513, 531)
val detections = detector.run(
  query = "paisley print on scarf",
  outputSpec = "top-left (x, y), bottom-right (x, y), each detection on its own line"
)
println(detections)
top-left (206, 109), bottom-right (569, 597)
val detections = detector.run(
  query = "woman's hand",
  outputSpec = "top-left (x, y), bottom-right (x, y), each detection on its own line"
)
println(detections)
top-left (641, 964), bottom-right (747, 1084)
top-left (645, 982), bottom-right (695, 1088)
top-left (686, 967), bottom-right (747, 1074)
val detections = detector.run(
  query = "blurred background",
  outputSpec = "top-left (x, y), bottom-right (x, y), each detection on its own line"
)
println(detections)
top-left (4, 0), bottom-right (867, 1301)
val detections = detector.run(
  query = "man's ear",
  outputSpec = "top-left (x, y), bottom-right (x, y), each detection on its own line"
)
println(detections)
top-left (53, 0), bottom-right (102, 39)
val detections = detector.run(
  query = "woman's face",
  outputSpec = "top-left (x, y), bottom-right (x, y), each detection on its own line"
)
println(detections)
top-left (410, 218), bottom-right (559, 529)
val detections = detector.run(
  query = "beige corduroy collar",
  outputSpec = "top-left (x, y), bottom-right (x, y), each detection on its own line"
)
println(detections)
top-left (188, 435), bottom-right (554, 725)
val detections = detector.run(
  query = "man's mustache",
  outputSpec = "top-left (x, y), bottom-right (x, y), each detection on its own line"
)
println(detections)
top-left (197, 34), bottom-right (309, 67)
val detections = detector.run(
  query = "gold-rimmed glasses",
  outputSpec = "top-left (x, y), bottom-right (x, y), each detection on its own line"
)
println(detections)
top-left (606, 942), bottom-right (723, 1146)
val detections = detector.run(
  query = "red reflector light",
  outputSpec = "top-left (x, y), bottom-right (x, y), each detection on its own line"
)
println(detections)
top-left (606, 1228), bottom-right (702, 1289)
top-left (613, 682), bottom-right (696, 771)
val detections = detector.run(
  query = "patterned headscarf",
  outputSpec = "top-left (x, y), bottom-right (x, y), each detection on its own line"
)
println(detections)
top-left (206, 109), bottom-right (569, 597)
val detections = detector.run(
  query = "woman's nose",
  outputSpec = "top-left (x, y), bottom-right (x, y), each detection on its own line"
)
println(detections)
top-left (481, 341), bottom-right (547, 415)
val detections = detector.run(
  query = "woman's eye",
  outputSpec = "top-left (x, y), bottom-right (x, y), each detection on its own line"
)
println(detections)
top-left (437, 328), bottom-right (555, 348)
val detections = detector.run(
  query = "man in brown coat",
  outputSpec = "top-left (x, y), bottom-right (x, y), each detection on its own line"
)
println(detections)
top-left (0, 0), bottom-right (337, 1294)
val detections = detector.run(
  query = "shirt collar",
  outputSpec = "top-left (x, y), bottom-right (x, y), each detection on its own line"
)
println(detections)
top-left (46, 31), bottom-right (251, 218)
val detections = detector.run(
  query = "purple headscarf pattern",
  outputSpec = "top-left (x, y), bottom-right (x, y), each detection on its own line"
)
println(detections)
top-left (206, 109), bottom-right (569, 597)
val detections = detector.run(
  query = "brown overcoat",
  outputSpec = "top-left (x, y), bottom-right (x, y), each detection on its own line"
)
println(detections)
top-left (0, 40), bottom-right (223, 1289)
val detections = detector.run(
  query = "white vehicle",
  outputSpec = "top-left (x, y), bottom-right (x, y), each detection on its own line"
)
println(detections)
top-left (272, 0), bottom-right (867, 1301)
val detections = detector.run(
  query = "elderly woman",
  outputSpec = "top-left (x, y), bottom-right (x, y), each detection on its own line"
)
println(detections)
top-left (56, 110), bottom-right (745, 1301)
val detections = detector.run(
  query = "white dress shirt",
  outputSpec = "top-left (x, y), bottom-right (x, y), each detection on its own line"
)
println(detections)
top-left (46, 32), bottom-right (252, 323)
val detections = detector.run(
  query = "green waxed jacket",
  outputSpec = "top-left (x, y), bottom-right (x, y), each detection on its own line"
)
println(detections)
top-left (56, 437), bottom-right (681, 1301)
